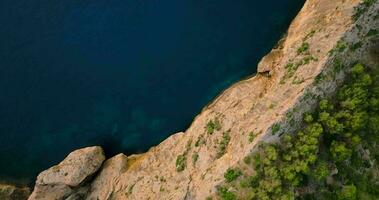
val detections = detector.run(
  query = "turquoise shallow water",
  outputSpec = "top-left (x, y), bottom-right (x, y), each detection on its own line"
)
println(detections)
top-left (0, 0), bottom-right (305, 184)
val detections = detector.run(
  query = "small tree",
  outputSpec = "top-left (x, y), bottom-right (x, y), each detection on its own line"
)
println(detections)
top-left (330, 141), bottom-right (352, 162)
top-left (338, 185), bottom-right (357, 200)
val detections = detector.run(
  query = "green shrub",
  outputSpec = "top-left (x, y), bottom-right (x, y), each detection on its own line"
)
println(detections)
top-left (224, 168), bottom-right (242, 183)
top-left (217, 131), bottom-right (231, 158)
top-left (312, 161), bottom-right (329, 181)
top-left (297, 42), bottom-right (309, 54)
top-left (195, 135), bottom-right (205, 147)
top-left (218, 63), bottom-right (379, 199)
top-left (206, 118), bottom-right (222, 134)
top-left (338, 185), bottom-right (357, 200)
top-left (353, 0), bottom-right (376, 21)
top-left (304, 113), bottom-right (314, 123)
top-left (330, 141), bottom-right (352, 162)
top-left (330, 40), bottom-right (348, 55)
top-left (248, 132), bottom-right (256, 143)
top-left (231, 63), bottom-right (379, 199)
top-left (243, 155), bottom-right (251, 164)
top-left (175, 154), bottom-right (186, 172)
top-left (352, 63), bottom-right (365, 75)
top-left (366, 29), bottom-right (378, 37)
top-left (350, 42), bottom-right (362, 51)
top-left (217, 187), bottom-right (236, 200)
top-left (271, 124), bottom-right (281, 134)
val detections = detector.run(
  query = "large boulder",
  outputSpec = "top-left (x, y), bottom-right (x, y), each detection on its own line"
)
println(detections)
top-left (86, 153), bottom-right (128, 200)
top-left (29, 146), bottom-right (105, 200)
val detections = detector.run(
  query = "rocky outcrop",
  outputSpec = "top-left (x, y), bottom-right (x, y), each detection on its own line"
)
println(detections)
top-left (86, 154), bottom-right (128, 200)
top-left (0, 184), bottom-right (30, 200)
top-left (28, 0), bottom-right (379, 199)
top-left (28, 146), bottom-right (105, 200)
top-left (257, 49), bottom-right (282, 75)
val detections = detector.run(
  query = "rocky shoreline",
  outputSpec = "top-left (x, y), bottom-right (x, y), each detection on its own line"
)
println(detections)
top-left (2, 0), bottom-right (378, 199)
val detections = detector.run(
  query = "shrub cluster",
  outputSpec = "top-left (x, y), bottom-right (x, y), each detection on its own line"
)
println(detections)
top-left (218, 63), bottom-right (379, 199)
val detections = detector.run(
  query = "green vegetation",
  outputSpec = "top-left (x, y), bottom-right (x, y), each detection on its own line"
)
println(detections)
top-left (269, 103), bottom-right (277, 109)
top-left (206, 118), bottom-right (222, 134)
top-left (302, 55), bottom-right (317, 65)
top-left (127, 183), bottom-right (135, 195)
top-left (350, 41), bottom-right (362, 51)
top-left (248, 132), bottom-right (256, 143)
top-left (217, 130), bottom-right (231, 158)
top-left (159, 176), bottom-right (166, 182)
top-left (218, 63), bottom-right (379, 199)
top-left (217, 186), bottom-right (237, 200)
top-left (315, 72), bottom-right (327, 84)
top-left (282, 62), bottom-right (297, 81)
top-left (175, 139), bottom-right (192, 172)
top-left (280, 29), bottom-right (319, 84)
top-left (192, 152), bottom-right (199, 165)
top-left (195, 135), bottom-right (205, 147)
top-left (224, 168), bottom-right (242, 183)
top-left (338, 185), bottom-right (357, 200)
top-left (303, 30), bottom-right (316, 41)
top-left (216, 3), bottom-right (379, 198)
top-left (271, 123), bottom-right (281, 135)
top-left (303, 113), bottom-right (314, 123)
top-left (297, 42), bottom-right (310, 54)
top-left (366, 29), bottom-right (378, 37)
top-left (292, 76), bottom-right (304, 85)
top-left (329, 40), bottom-right (348, 55)
top-left (282, 59), bottom-right (311, 82)
top-left (175, 154), bottom-right (186, 172)
top-left (332, 58), bottom-right (344, 76)
top-left (353, 0), bottom-right (376, 21)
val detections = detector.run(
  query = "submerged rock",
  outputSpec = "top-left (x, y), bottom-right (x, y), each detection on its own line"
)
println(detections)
top-left (29, 146), bottom-right (105, 200)
top-left (0, 184), bottom-right (30, 200)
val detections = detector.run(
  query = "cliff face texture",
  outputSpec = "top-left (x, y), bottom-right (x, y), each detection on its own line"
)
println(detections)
top-left (25, 0), bottom-right (379, 199)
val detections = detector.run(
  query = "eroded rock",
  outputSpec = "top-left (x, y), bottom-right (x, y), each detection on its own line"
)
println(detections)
top-left (257, 48), bottom-right (283, 74)
top-left (29, 146), bottom-right (105, 200)
top-left (86, 153), bottom-right (128, 200)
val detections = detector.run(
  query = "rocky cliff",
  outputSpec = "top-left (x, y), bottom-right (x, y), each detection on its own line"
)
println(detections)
top-left (23, 0), bottom-right (379, 199)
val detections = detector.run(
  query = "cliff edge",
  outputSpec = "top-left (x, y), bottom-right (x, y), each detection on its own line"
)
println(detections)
top-left (26, 0), bottom-right (379, 199)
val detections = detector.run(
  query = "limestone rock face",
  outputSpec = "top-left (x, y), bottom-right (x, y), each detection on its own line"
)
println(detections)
top-left (0, 184), bottom-right (30, 200)
top-left (28, 184), bottom-right (72, 200)
top-left (257, 49), bottom-right (282, 74)
top-left (86, 154), bottom-right (128, 200)
top-left (29, 146), bottom-right (105, 200)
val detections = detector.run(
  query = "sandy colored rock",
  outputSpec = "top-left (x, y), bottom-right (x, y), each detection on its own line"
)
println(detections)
top-left (28, 184), bottom-right (72, 200)
top-left (36, 146), bottom-right (105, 187)
top-left (257, 49), bottom-right (282, 74)
top-left (29, 146), bottom-right (105, 200)
top-left (86, 154), bottom-right (128, 200)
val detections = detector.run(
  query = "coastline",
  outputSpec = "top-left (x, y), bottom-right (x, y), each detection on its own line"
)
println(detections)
top-left (3, 0), bottom-right (378, 199)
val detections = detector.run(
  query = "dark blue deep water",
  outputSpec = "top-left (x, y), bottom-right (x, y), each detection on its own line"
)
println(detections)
top-left (0, 0), bottom-right (304, 184)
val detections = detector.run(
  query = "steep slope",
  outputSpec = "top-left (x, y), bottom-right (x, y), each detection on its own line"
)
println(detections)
top-left (27, 0), bottom-right (379, 199)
